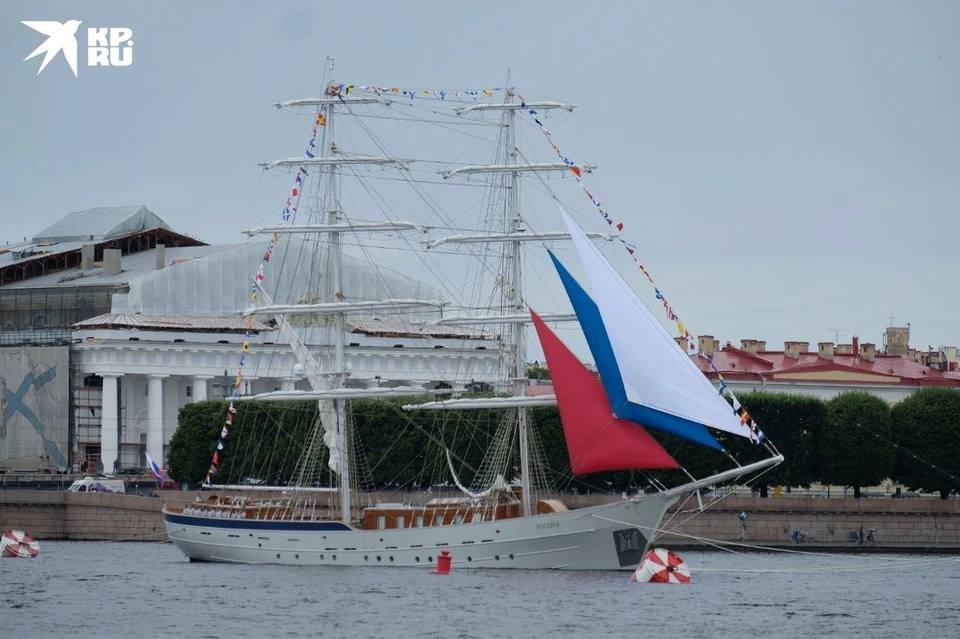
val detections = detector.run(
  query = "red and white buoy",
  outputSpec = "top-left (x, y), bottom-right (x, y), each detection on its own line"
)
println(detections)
top-left (1, 530), bottom-right (40, 558)
top-left (630, 548), bottom-right (690, 583)
top-left (431, 550), bottom-right (451, 575)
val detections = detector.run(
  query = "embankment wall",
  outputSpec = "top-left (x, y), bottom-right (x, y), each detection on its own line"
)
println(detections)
top-left (2, 491), bottom-right (958, 548)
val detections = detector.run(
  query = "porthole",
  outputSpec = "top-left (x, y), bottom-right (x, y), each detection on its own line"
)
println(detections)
top-left (320, 554), bottom-right (325, 560)
top-left (332, 555), bottom-right (337, 561)
top-left (364, 555), bottom-right (369, 561)
top-left (415, 556), bottom-right (420, 562)
top-left (467, 557), bottom-right (472, 562)
top-left (509, 554), bottom-right (514, 560)
top-left (377, 556), bottom-right (382, 562)
top-left (428, 556), bottom-right (433, 563)
top-left (276, 554), bottom-right (281, 559)
top-left (389, 556), bottom-right (394, 562)
top-left (495, 555), bottom-right (500, 561)
top-left (295, 554), bottom-right (299, 560)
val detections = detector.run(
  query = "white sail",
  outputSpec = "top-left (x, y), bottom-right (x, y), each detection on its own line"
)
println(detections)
top-left (557, 204), bottom-right (755, 440)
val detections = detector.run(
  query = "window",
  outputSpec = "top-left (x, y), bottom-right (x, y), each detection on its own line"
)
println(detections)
top-left (186, 386), bottom-right (192, 398)
top-left (415, 515), bottom-right (424, 528)
top-left (397, 516), bottom-right (405, 529)
top-left (377, 515), bottom-right (386, 530)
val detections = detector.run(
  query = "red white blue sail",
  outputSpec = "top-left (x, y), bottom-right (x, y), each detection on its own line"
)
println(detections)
top-left (551, 205), bottom-right (759, 447)
top-left (531, 310), bottom-right (679, 473)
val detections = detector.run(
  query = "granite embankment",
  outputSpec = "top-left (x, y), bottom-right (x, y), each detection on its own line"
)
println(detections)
top-left (2, 490), bottom-right (959, 550)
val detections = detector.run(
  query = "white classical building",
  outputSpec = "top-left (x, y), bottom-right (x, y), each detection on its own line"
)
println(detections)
top-left (0, 207), bottom-right (502, 474)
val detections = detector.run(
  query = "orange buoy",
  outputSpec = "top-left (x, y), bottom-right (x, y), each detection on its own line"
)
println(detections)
top-left (431, 550), bottom-right (451, 574)
top-left (1, 530), bottom-right (40, 558)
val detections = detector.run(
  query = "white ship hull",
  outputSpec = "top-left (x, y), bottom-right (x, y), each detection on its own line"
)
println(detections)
top-left (163, 493), bottom-right (678, 570)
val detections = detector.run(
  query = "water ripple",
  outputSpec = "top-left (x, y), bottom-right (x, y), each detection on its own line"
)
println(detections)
top-left (0, 543), bottom-right (955, 639)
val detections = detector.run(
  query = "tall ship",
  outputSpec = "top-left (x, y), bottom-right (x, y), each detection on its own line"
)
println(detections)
top-left (163, 62), bottom-right (782, 569)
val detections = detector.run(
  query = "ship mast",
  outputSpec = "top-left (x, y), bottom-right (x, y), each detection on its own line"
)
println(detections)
top-left (247, 62), bottom-right (438, 524)
top-left (321, 80), bottom-right (352, 524)
top-left (503, 79), bottom-right (533, 517)
top-left (409, 79), bottom-right (598, 513)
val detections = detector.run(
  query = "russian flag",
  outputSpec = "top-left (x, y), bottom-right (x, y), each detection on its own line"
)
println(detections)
top-left (145, 452), bottom-right (165, 487)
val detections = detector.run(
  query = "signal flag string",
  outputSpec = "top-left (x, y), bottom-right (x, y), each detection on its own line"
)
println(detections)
top-left (201, 107), bottom-right (328, 487)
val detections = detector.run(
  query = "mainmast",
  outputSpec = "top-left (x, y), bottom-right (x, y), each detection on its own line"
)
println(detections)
top-left (412, 79), bottom-right (599, 514)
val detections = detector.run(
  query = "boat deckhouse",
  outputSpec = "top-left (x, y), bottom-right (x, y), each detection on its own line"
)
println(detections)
top-left (0, 207), bottom-right (499, 475)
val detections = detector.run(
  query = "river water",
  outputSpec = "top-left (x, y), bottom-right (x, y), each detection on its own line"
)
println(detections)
top-left (2, 541), bottom-right (957, 638)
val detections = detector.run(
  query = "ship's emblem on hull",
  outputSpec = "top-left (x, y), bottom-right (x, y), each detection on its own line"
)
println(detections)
top-left (612, 528), bottom-right (647, 567)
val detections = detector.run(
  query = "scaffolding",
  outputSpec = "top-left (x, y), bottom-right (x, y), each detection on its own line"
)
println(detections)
top-left (0, 286), bottom-right (114, 345)
top-left (72, 385), bottom-right (102, 473)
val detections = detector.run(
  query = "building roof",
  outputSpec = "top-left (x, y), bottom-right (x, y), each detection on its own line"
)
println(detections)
top-left (694, 345), bottom-right (960, 388)
top-left (524, 383), bottom-right (556, 397)
top-left (347, 318), bottom-right (487, 340)
top-left (73, 313), bottom-right (270, 333)
top-left (0, 243), bottom-right (227, 289)
top-left (33, 206), bottom-right (170, 243)
top-left (0, 204), bottom-right (208, 289)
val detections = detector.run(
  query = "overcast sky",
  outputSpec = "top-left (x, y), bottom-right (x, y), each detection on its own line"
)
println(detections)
top-left (1, 1), bottom-right (957, 360)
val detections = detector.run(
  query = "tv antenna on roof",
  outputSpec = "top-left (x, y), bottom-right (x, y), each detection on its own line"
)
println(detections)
top-left (828, 328), bottom-right (845, 343)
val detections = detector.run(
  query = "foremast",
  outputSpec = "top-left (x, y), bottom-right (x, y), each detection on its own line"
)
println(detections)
top-left (323, 95), bottom-right (351, 524)
top-left (248, 79), bottom-right (432, 526)
top-left (503, 84), bottom-right (533, 517)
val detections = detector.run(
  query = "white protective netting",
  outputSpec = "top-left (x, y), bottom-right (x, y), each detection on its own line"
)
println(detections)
top-left (111, 237), bottom-right (446, 318)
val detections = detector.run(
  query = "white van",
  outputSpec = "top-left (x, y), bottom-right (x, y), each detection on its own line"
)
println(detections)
top-left (67, 477), bottom-right (126, 495)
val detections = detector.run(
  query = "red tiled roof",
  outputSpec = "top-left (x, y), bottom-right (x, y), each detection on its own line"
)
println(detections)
top-left (694, 346), bottom-right (960, 387)
top-left (524, 384), bottom-right (556, 397)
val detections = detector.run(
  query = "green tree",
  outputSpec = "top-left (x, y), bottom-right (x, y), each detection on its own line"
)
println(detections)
top-left (167, 400), bottom-right (228, 486)
top-left (724, 392), bottom-right (826, 496)
top-left (819, 391), bottom-right (894, 498)
top-left (167, 399), bottom-right (318, 487)
top-left (353, 397), bottom-right (433, 489)
top-left (527, 364), bottom-right (551, 381)
top-left (890, 387), bottom-right (960, 499)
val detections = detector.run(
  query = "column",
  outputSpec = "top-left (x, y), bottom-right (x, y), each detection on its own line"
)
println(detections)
top-left (280, 377), bottom-right (297, 392)
top-left (100, 373), bottom-right (121, 475)
top-left (192, 375), bottom-right (213, 402)
top-left (147, 374), bottom-right (168, 466)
